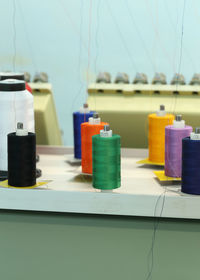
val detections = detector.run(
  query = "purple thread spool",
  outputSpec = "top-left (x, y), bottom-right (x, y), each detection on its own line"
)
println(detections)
top-left (165, 115), bottom-right (192, 178)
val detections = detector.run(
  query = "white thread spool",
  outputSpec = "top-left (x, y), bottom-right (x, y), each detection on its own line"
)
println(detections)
top-left (0, 79), bottom-right (34, 171)
top-left (0, 72), bottom-right (25, 81)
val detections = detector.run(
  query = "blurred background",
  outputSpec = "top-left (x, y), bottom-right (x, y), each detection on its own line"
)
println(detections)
top-left (0, 0), bottom-right (198, 145)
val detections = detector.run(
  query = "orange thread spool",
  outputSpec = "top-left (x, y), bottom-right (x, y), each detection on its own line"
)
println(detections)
top-left (148, 110), bottom-right (174, 164)
top-left (81, 121), bottom-right (108, 174)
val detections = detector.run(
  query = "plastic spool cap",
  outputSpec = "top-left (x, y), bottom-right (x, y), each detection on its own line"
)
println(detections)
top-left (16, 122), bottom-right (28, 136)
top-left (156, 104), bottom-right (166, 116)
top-left (17, 123), bottom-right (23, 129)
top-left (100, 125), bottom-right (112, 137)
top-left (0, 79), bottom-right (25, 91)
top-left (93, 113), bottom-right (99, 119)
top-left (176, 115), bottom-right (182, 121)
top-left (89, 113), bottom-right (101, 125)
top-left (173, 114), bottom-right (185, 128)
top-left (160, 105), bottom-right (165, 111)
top-left (104, 125), bottom-right (110, 131)
top-left (80, 103), bottom-right (90, 113)
top-left (195, 127), bottom-right (200, 134)
top-left (190, 127), bottom-right (200, 140)
top-left (0, 72), bottom-right (25, 81)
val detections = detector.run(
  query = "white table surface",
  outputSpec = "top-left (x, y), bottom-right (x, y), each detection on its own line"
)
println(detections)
top-left (0, 146), bottom-right (199, 220)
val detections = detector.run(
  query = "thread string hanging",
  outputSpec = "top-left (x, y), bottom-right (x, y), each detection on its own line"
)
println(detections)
top-left (144, 0), bottom-right (174, 72)
top-left (145, 188), bottom-right (167, 280)
top-left (173, 0), bottom-right (186, 114)
top-left (70, 0), bottom-right (85, 114)
top-left (124, 0), bottom-right (156, 72)
top-left (12, 0), bottom-right (17, 71)
top-left (86, 0), bottom-right (92, 89)
top-left (18, 0), bottom-right (38, 72)
top-left (106, 0), bottom-right (137, 72)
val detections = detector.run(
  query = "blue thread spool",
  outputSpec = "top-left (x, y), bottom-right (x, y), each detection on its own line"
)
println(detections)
top-left (73, 104), bottom-right (94, 159)
top-left (182, 127), bottom-right (200, 195)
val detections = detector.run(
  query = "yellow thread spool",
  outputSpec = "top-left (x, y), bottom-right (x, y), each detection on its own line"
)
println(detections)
top-left (148, 105), bottom-right (174, 164)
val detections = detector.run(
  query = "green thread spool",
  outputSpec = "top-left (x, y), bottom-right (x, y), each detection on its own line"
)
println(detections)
top-left (92, 126), bottom-right (121, 190)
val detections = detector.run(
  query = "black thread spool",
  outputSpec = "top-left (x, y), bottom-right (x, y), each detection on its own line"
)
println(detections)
top-left (8, 123), bottom-right (36, 187)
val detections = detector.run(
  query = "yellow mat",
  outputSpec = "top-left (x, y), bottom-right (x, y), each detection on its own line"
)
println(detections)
top-left (137, 158), bottom-right (164, 166)
top-left (0, 180), bottom-right (49, 189)
top-left (154, 170), bottom-right (181, 181)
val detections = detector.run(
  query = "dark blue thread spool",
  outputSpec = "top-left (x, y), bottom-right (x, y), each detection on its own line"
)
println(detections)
top-left (182, 130), bottom-right (200, 195)
top-left (73, 105), bottom-right (94, 159)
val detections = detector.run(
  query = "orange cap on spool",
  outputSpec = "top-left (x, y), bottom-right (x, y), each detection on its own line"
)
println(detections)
top-left (81, 121), bottom-right (108, 174)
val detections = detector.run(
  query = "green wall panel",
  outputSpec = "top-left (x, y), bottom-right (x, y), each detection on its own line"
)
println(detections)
top-left (0, 210), bottom-right (199, 280)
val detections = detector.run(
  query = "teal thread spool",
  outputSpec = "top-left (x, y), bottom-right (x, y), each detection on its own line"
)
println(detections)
top-left (92, 125), bottom-right (121, 190)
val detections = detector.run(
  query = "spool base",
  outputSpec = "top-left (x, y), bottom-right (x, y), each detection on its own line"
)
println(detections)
top-left (100, 189), bottom-right (114, 193)
top-left (154, 170), bottom-right (181, 181)
top-left (137, 158), bottom-right (164, 166)
top-left (81, 172), bottom-right (92, 176)
top-left (0, 180), bottom-right (49, 189)
top-left (65, 155), bottom-right (81, 166)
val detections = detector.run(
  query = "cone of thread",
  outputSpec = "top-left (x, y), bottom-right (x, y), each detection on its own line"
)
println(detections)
top-left (148, 113), bottom-right (174, 163)
top-left (182, 137), bottom-right (200, 195)
top-left (8, 132), bottom-right (36, 187)
top-left (73, 111), bottom-right (94, 159)
top-left (165, 125), bottom-right (192, 177)
top-left (92, 134), bottom-right (121, 190)
top-left (81, 122), bottom-right (108, 174)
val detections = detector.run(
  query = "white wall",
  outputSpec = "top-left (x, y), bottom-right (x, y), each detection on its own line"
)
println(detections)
top-left (0, 0), bottom-right (198, 145)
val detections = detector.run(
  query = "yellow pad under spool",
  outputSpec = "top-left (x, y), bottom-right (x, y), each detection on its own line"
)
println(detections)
top-left (0, 180), bottom-right (49, 189)
top-left (154, 170), bottom-right (181, 181)
top-left (137, 158), bottom-right (164, 166)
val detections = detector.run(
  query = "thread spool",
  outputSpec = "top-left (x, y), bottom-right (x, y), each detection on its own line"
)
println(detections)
top-left (133, 73), bottom-right (148, 84)
top-left (171, 73), bottom-right (185, 85)
top-left (0, 72), bottom-right (32, 93)
top-left (190, 73), bottom-right (200, 85)
top-left (8, 123), bottom-right (36, 187)
top-left (96, 72), bottom-right (111, 83)
top-left (114, 72), bottom-right (129, 84)
top-left (148, 105), bottom-right (174, 163)
top-left (81, 113), bottom-right (108, 174)
top-left (24, 72), bottom-right (31, 82)
top-left (165, 115), bottom-right (192, 177)
top-left (0, 79), bottom-right (34, 173)
top-left (152, 73), bottom-right (166, 84)
top-left (182, 128), bottom-right (200, 195)
top-left (92, 125), bottom-right (121, 190)
top-left (33, 72), bottom-right (48, 83)
top-left (0, 72), bottom-right (25, 81)
top-left (73, 104), bottom-right (94, 159)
